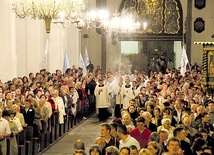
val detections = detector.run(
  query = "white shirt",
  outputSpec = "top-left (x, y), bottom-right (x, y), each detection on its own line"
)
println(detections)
top-left (0, 117), bottom-right (11, 136)
top-left (119, 135), bottom-right (140, 150)
top-left (11, 117), bottom-right (23, 133)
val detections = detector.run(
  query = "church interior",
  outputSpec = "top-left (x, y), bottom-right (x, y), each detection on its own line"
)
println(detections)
top-left (0, 0), bottom-right (214, 82)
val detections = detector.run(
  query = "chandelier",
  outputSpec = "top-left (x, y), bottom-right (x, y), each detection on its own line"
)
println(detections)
top-left (12, 0), bottom-right (86, 33)
top-left (101, 0), bottom-right (149, 34)
top-left (12, 0), bottom-right (151, 34)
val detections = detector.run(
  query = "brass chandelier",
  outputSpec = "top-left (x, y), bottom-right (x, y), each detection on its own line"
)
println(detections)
top-left (12, 0), bottom-right (86, 33)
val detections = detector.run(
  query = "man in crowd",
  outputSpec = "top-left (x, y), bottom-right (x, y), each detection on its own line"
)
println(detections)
top-left (94, 78), bottom-right (111, 122)
top-left (100, 123), bottom-right (119, 148)
top-left (117, 124), bottom-right (140, 150)
top-left (173, 126), bottom-right (192, 155)
top-left (73, 139), bottom-right (86, 153)
top-left (164, 137), bottom-right (183, 155)
top-left (129, 116), bottom-right (151, 148)
top-left (141, 111), bottom-right (157, 132)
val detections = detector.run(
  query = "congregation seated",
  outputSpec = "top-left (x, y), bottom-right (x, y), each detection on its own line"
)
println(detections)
top-left (1, 62), bottom-right (214, 155)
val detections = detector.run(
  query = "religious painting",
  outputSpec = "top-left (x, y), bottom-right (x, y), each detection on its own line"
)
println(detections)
top-left (208, 51), bottom-right (214, 75)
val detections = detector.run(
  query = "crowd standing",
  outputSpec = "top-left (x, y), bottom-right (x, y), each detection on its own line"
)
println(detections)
top-left (72, 63), bottom-right (214, 155)
top-left (0, 61), bottom-right (214, 155)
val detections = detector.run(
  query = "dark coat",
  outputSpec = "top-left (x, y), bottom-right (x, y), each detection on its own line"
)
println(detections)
top-left (20, 107), bottom-right (35, 126)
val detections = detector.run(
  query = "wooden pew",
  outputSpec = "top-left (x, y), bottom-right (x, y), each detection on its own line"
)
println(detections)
top-left (24, 126), bottom-right (33, 155)
top-left (44, 118), bottom-right (51, 148)
top-left (6, 138), bottom-right (10, 155)
top-left (17, 129), bottom-right (26, 155)
top-left (54, 112), bottom-right (59, 140)
top-left (50, 114), bottom-right (55, 144)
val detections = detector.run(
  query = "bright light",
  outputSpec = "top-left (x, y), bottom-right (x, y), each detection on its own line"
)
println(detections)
top-left (143, 22), bottom-right (147, 29)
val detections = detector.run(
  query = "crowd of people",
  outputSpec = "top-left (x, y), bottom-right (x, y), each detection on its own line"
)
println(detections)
top-left (0, 62), bottom-right (214, 155)
top-left (72, 65), bottom-right (213, 155)
top-left (0, 65), bottom-right (97, 155)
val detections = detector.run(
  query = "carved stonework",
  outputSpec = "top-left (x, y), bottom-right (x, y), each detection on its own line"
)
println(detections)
top-left (194, 17), bottom-right (205, 33)
top-left (195, 0), bottom-right (206, 10)
top-left (164, 0), bottom-right (180, 34)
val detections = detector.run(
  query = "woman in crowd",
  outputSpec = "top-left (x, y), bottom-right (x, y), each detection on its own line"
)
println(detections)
top-left (31, 98), bottom-right (42, 137)
top-left (148, 132), bottom-right (160, 143)
top-left (127, 105), bottom-right (139, 121)
top-left (89, 144), bottom-right (102, 155)
top-left (139, 148), bottom-right (151, 155)
top-left (147, 141), bottom-right (162, 155)
top-left (151, 107), bottom-right (161, 126)
top-left (119, 147), bottom-right (130, 155)
top-left (157, 116), bottom-right (175, 138)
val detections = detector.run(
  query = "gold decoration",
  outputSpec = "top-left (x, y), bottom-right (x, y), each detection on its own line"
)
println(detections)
top-left (120, 0), bottom-right (181, 34)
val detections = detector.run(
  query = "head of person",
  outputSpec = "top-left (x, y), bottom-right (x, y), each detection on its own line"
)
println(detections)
top-left (95, 137), bottom-right (106, 150)
top-left (161, 117), bottom-right (171, 130)
top-left (162, 107), bottom-right (171, 117)
top-left (153, 107), bottom-right (161, 118)
top-left (159, 129), bottom-right (169, 143)
top-left (39, 98), bottom-right (46, 107)
top-left (173, 127), bottom-right (186, 141)
top-left (141, 111), bottom-right (152, 124)
top-left (119, 147), bottom-right (130, 155)
top-left (105, 146), bottom-right (119, 155)
top-left (139, 148), bottom-right (151, 155)
top-left (73, 150), bottom-right (86, 155)
top-left (198, 128), bottom-right (208, 141)
top-left (208, 101), bottom-right (214, 112)
top-left (174, 98), bottom-right (183, 110)
top-left (51, 89), bottom-right (59, 98)
top-left (89, 144), bottom-right (102, 155)
top-left (2, 110), bottom-right (11, 121)
top-left (139, 108), bottom-right (146, 116)
top-left (100, 123), bottom-right (111, 137)
top-left (146, 104), bottom-right (155, 115)
top-left (140, 87), bottom-right (146, 94)
top-left (98, 78), bottom-right (104, 85)
top-left (110, 122), bottom-right (118, 137)
top-left (191, 137), bottom-right (206, 152)
top-left (196, 105), bottom-right (204, 115)
top-left (24, 98), bottom-right (32, 108)
top-left (129, 99), bottom-right (136, 106)
top-left (122, 114), bottom-right (132, 126)
top-left (10, 109), bottom-right (16, 119)
top-left (166, 137), bottom-right (181, 155)
top-left (125, 78), bottom-right (130, 85)
top-left (128, 105), bottom-right (137, 114)
top-left (148, 132), bottom-right (160, 143)
top-left (6, 99), bottom-right (13, 108)
top-left (117, 124), bottom-right (128, 138)
top-left (11, 104), bottom-right (20, 113)
top-left (74, 140), bottom-right (85, 152)
top-left (147, 141), bottom-right (162, 155)
top-left (129, 145), bottom-right (138, 155)
top-left (201, 112), bottom-right (210, 123)
top-left (182, 115), bottom-right (191, 127)
top-left (135, 116), bottom-right (146, 132)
